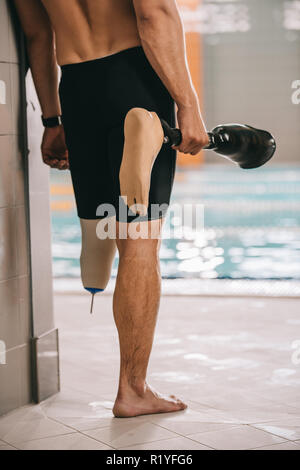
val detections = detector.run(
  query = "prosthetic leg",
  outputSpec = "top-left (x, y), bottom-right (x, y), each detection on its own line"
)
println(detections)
top-left (80, 219), bottom-right (116, 313)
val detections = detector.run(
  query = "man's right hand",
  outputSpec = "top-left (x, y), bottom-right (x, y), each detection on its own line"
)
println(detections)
top-left (41, 125), bottom-right (69, 170)
top-left (172, 101), bottom-right (210, 156)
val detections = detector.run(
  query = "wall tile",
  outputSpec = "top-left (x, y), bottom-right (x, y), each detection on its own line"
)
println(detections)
top-left (0, 277), bottom-right (20, 350)
top-left (19, 343), bottom-right (32, 407)
top-left (0, 0), bottom-right (10, 63)
top-left (0, 62), bottom-right (12, 134)
top-left (12, 134), bottom-right (26, 206)
top-left (0, 347), bottom-right (21, 416)
top-left (15, 205), bottom-right (30, 277)
top-left (10, 63), bottom-right (22, 135)
top-left (29, 192), bottom-right (54, 337)
top-left (0, 135), bottom-right (13, 208)
top-left (33, 329), bottom-right (60, 402)
top-left (0, 207), bottom-right (17, 281)
top-left (7, 1), bottom-right (20, 64)
top-left (18, 275), bottom-right (32, 345)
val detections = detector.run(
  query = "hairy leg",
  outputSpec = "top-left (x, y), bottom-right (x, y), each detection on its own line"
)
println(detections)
top-left (112, 219), bottom-right (187, 418)
top-left (119, 107), bottom-right (164, 216)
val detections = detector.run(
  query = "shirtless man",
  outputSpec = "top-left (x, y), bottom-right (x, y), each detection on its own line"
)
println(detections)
top-left (14, 0), bottom-right (209, 417)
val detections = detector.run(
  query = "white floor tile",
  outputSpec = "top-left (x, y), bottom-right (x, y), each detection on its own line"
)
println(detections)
top-left (0, 439), bottom-right (17, 450)
top-left (217, 405), bottom-right (300, 425)
top-left (0, 414), bottom-right (74, 445)
top-left (150, 411), bottom-right (237, 436)
top-left (252, 422), bottom-right (300, 440)
top-left (53, 414), bottom-right (147, 431)
top-left (255, 441), bottom-right (300, 450)
top-left (40, 390), bottom-right (112, 419)
top-left (121, 436), bottom-right (212, 450)
top-left (17, 433), bottom-right (113, 450)
top-left (188, 425), bottom-right (287, 450)
top-left (83, 421), bottom-right (178, 448)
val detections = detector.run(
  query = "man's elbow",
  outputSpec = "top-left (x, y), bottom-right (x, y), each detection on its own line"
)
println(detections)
top-left (25, 28), bottom-right (54, 47)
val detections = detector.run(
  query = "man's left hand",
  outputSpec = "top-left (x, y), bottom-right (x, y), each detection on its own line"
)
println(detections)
top-left (41, 125), bottom-right (69, 170)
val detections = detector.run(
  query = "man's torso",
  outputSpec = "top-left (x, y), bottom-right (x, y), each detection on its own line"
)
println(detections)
top-left (41, 0), bottom-right (141, 65)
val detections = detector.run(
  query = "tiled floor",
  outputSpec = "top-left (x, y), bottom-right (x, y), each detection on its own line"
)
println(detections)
top-left (0, 294), bottom-right (300, 450)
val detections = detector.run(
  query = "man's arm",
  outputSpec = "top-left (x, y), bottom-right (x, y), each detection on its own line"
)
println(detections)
top-left (133, 0), bottom-right (209, 155)
top-left (14, 0), bottom-right (61, 118)
top-left (14, 0), bottom-right (68, 170)
top-left (134, 0), bottom-right (196, 109)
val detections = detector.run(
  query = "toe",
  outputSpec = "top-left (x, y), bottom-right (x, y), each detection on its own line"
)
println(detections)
top-left (176, 399), bottom-right (187, 409)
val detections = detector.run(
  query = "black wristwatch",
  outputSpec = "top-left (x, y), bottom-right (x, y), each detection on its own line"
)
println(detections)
top-left (41, 115), bottom-right (62, 128)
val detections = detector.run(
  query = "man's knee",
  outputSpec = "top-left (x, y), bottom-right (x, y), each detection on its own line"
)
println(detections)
top-left (125, 108), bottom-right (164, 144)
top-left (125, 107), bottom-right (153, 127)
top-left (117, 237), bottom-right (161, 261)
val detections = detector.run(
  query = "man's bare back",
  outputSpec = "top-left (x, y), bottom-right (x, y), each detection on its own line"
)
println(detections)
top-left (41, 0), bottom-right (142, 65)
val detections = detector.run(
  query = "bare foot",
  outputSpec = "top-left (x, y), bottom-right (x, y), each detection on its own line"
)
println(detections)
top-left (113, 383), bottom-right (187, 418)
top-left (119, 107), bottom-right (164, 216)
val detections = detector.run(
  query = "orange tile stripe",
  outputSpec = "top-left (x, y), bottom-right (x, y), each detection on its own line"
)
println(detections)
top-left (177, 0), bottom-right (204, 167)
top-left (51, 184), bottom-right (74, 195)
top-left (50, 200), bottom-right (75, 211)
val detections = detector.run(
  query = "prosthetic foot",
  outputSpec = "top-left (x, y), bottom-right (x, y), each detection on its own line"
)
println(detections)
top-left (119, 107), bottom-right (164, 216)
top-left (160, 120), bottom-right (276, 169)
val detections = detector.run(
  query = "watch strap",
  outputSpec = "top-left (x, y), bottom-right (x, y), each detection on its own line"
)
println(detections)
top-left (41, 115), bottom-right (62, 127)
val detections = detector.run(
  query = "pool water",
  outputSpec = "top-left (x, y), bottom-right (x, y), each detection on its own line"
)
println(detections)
top-left (51, 165), bottom-right (300, 280)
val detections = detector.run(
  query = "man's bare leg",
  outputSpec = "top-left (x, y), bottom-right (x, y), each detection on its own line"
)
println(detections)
top-left (119, 107), bottom-right (164, 215)
top-left (112, 219), bottom-right (187, 418)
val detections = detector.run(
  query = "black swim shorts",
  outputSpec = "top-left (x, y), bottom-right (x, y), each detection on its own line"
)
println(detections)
top-left (59, 46), bottom-right (177, 223)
